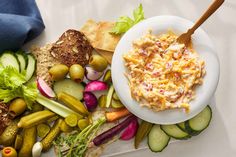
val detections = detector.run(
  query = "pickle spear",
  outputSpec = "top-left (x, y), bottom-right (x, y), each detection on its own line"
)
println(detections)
top-left (134, 120), bottom-right (153, 149)
top-left (57, 92), bottom-right (89, 115)
top-left (0, 120), bottom-right (19, 146)
top-left (18, 110), bottom-right (56, 128)
top-left (41, 118), bottom-right (63, 152)
top-left (18, 126), bottom-right (37, 157)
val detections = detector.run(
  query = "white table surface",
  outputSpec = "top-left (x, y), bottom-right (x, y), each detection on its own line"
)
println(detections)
top-left (29, 0), bottom-right (236, 156)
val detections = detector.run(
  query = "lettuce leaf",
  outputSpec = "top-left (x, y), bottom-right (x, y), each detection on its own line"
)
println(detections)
top-left (0, 64), bottom-right (37, 109)
top-left (110, 4), bottom-right (145, 35)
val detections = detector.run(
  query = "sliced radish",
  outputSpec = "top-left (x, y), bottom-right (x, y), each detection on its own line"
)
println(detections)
top-left (85, 66), bottom-right (104, 81)
top-left (37, 77), bottom-right (56, 98)
top-left (83, 92), bottom-right (98, 112)
top-left (120, 117), bottom-right (139, 140)
top-left (84, 81), bottom-right (108, 92)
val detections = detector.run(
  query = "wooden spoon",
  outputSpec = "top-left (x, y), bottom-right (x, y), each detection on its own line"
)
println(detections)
top-left (177, 0), bottom-right (224, 46)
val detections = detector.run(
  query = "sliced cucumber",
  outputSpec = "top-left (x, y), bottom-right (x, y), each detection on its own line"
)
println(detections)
top-left (148, 125), bottom-right (170, 152)
top-left (185, 105), bottom-right (212, 136)
top-left (0, 52), bottom-right (20, 72)
top-left (53, 79), bottom-right (84, 100)
top-left (25, 54), bottom-right (36, 81)
top-left (111, 99), bottom-right (124, 108)
top-left (161, 124), bottom-right (190, 140)
top-left (15, 53), bottom-right (27, 72)
top-left (177, 122), bottom-right (186, 132)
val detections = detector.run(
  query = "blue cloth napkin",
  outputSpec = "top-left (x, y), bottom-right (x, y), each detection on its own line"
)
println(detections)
top-left (0, 0), bottom-right (45, 53)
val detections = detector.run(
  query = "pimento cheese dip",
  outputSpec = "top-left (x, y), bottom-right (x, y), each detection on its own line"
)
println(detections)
top-left (123, 31), bottom-right (205, 112)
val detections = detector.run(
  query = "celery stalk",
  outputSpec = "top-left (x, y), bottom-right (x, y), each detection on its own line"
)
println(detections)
top-left (36, 94), bottom-right (83, 119)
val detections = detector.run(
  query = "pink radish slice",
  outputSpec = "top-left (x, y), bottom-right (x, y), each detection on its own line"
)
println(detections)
top-left (83, 92), bottom-right (98, 112)
top-left (120, 117), bottom-right (139, 140)
top-left (84, 81), bottom-right (108, 92)
top-left (85, 66), bottom-right (103, 81)
top-left (37, 77), bottom-right (56, 98)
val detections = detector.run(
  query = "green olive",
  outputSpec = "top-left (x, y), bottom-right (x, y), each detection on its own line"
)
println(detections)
top-left (89, 54), bottom-right (108, 72)
top-left (2, 147), bottom-right (17, 157)
top-left (69, 64), bottom-right (85, 83)
top-left (9, 98), bottom-right (26, 116)
top-left (49, 64), bottom-right (69, 81)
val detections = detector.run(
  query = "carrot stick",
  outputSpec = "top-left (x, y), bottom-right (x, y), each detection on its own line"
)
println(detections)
top-left (105, 108), bottom-right (131, 122)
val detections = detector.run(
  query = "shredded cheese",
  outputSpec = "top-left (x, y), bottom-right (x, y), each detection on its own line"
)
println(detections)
top-left (123, 30), bottom-right (205, 112)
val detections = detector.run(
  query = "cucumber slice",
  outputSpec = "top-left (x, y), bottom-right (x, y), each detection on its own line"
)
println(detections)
top-left (0, 52), bottom-right (20, 72)
top-left (111, 99), bottom-right (124, 108)
top-left (177, 122), bottom-right (186, 132)
top-left (25, 54), bottom-right (36, 81)
top-left (148, 125), bottom-right (170, 152)
top-left (15, 53), bottom-right (27, 72)
top-left (161, 124), bottom-right (190, 140)
top-left (53, 79), bottom-right (84, 100)
top-left (185, 105), bottom-right (212, 136)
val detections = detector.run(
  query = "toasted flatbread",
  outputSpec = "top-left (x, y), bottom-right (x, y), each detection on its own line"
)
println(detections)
top-left (80, 20), bottom-right (121, 52)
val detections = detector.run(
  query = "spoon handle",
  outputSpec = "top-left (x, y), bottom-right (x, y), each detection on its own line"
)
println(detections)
top-left (189, 0), bottom-right (224, 34)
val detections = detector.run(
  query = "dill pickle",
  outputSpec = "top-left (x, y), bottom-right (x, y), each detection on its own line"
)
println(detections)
top-left (65, 114), bottom-right (78, 127)
top-left (57, 92), bottom-right (88, 116)
top-left (111, 99), bottom-right (124, 108)
top-left (78, 118), bottom-right (89, 130)
top-left (37, 123), bottom-right (51, 138)
top-left (47, 115), bottom-right (59, 124)
top-left (14, 134), bottom-right (23, 150)
top-left (134, 120), bottom-right (153, 149)
top-left (18, 126), bottom-right (37, 157)
top-left (98, 95), bottom-right (106, 108)
top-left (0, 120), bottom-right (19, 146)
top-left (112, 92), bottom-right (120, 101)
top-left (41, 119), bottom-right (63, 152)
top-left (60, 120), bottom-right (73, 133)
top-left (103, 69), bottom-right (111, 83)
top-left (18, 110), bottom-right (56, 128)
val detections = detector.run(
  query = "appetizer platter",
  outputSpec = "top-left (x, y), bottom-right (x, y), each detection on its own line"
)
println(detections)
top-left (0, 4), bottom-right (219, 157)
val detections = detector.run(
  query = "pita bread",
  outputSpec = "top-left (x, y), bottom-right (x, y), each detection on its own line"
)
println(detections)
top-left (95, 49), bottom-right (113, 64)
top-left (80, 20), bottom-right (121, 52)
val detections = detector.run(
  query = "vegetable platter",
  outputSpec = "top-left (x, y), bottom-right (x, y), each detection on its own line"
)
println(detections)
top-left (0, 3), bottom-right (214, 157)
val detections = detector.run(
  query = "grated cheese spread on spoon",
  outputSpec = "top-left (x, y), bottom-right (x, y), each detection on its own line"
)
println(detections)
top-left (123, 30), bottom-right (205, 112)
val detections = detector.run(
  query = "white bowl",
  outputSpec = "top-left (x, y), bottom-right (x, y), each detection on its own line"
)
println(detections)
top-left (111, 15), bottom-right (220, 124)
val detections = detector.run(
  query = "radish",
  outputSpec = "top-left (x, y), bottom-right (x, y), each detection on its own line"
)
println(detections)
top-left (120, 117), bottom-right (139, 140)
top-left (92, 115), bottom-right (136, 146)
top-left (84, 81), bottom-right (108, 92)
top-left (85, 66), bottom-right (103, 81)
top-left (37, 77), bottom-right (56, 98)
top-left (83, 92), bottom-right (98, 112)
